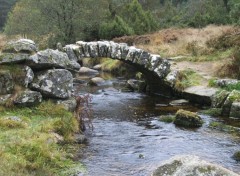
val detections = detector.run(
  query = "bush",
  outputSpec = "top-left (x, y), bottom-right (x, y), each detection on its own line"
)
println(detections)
top-left (99, 16), bottom-right (134, 40)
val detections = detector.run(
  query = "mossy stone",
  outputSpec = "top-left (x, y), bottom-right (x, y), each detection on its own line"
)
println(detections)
top-left (174, 109), bottom-right (203, 127)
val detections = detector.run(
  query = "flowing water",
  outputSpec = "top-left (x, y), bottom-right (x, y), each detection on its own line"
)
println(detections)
top-left (74, 73), bottom-right (240, 176)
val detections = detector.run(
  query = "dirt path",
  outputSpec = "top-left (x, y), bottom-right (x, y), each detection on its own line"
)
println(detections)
top-left (169, 60), bottom-right (224, 86)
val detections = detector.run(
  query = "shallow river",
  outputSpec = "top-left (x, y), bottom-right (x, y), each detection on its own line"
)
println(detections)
top-left (75, 74), bottom-right (240, 176)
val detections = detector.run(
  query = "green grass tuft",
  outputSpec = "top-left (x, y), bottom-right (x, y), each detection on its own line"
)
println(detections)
top-left (0, 101), bottom-right (84, 176)
top-left (159, 115), bottom-right (175, 123)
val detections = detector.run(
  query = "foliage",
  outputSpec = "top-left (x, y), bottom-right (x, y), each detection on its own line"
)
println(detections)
top-left (99, 15), bottom-right (134, 40)
top-left (0, 0), bottom-right (17, 31)
top-left (174, 69), bottom-right (204, 91)
top-left (200, 108), bottom-right (222, 117)
top-left (121, 0), bottom-right (158, 35)
top-left (159, 115), bottom-right (175, 123)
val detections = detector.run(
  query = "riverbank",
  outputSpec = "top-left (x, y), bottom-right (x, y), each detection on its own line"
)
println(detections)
top-left (0, 101), bottom-right (85, 176)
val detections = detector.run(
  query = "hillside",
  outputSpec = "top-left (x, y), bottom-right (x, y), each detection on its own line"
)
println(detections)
top-left (114, 25), bottom-right (240, 86)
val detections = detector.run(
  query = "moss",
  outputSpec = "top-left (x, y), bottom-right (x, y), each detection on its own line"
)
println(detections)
top-left (228, 90), bottom-right (240, 102)
top-left (174, 109), bottom-right (203, 127)
top-left (233, 151), bottom-right (240, 161)
top-left (159, 115), bottom-right (175, 123)
top-left (0, 117), bottom-right (27, 129)
top-left (200, 108), bottom-right (222, 117)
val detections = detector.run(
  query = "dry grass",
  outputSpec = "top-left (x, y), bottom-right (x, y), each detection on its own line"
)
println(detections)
top-left (114, 25), bottom-right (237, 58)
top-left (0, 33), bottom-right (7, 53)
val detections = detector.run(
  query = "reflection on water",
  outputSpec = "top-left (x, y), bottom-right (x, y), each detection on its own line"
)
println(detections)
top-left (74, 73), bottom-right (240, 176)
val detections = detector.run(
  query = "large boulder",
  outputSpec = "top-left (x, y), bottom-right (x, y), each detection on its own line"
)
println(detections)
top-left (230, 102), bottom-right (240, 118)
top-left (14, 90), bottom-right (42, 106)
top-left (0, 70), bottom-right (14, 95)
top-left (2, 39), bottom-right (37, 54)
top-left (30, 69), bottom-right (73, 99)
top-left (174, 109), bottom-right (203, 127)
top-left (152, 155), bottom-right (239, 176)
top-left (222, 90), bottom-right (240, 116)
top-left (0, 53), bottom-right (29, 64)
top-left (26, 49), bottom-right (80, 71)
top-left (0, 94), bottom-right (12, 105)
top-left (183, 86), bottom-right (218, 106)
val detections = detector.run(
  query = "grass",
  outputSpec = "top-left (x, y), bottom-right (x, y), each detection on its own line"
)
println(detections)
top-left (159, 115), bottom-right (175, 123)
top-left (200, 108), bottom-right (222, 117)
top-left (209, 121), bottom-right (240, 135)
top-left (0, 101), bottom-right (84, 176)
top-left (174, 69), bottom-right (204, 91)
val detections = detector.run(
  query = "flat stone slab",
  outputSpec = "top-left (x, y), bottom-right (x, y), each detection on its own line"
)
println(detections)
top-left (183, 86), bottom-right (219, 105)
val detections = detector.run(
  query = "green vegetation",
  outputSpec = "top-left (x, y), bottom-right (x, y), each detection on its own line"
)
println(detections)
top-left (0, 101), bottom-right (84, 176)
top-left (159, 115), bottom-right (175, 123)
top-left (2, 0), bottom-right (239, 47)
top-left (174, 69), bottom-right (204, 91)
top-left (233, 151), bottom-right (240, 161)
top-left (174, 109), bottom-right (203, 127)
top-left (200, 108), bottom-right (222, 117)
top-left (209, 121), bottom-right (240, 134)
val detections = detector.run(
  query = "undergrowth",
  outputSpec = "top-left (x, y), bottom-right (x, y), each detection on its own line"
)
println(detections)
top-left (0, 101), bottom-right (84, 176)
top-left (174, 69), bottom-right (204, 91)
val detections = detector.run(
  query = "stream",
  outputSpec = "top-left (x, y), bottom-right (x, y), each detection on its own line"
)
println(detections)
top-left (74, 73), bottom-right (240, 176)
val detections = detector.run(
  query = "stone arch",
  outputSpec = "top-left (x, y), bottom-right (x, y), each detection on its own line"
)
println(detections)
top-left (64, 41), bottom-right (172, 94)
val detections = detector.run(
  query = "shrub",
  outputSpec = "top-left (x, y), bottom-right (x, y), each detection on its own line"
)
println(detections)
top-left (99, 16), bottom-right (134, 40)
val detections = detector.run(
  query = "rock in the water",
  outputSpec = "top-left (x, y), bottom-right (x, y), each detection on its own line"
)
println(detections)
top-left (183, 86), bottom-right (218, 105)
top-left (2, 39), bottom-right (37, 54)
top-left (230, 102), bottom-right (240, 118)
top-left (26, 49), bottom-right (80, 71)
top-left (170, 99), bottom-right (189, 106)
top-left (0, 70), bottom-right (14, 95)
top-left (93, 64), bottom-right (102, 70)
top-left (79, 67), bottom-right (99, 75)
top-left (174, 109), bottom-right (203, 127)
top-left (233, 151), bottom-right (240, 161)
top-left (30, 69), bottom-right (73, 99)
top-left (14, 90), bottom-right (42, 106)
top-left (222, 90), bottom-right (240, 116)
top-left (56, 98), bottom-right (77, 112)
top-left (211, 90), bottom-right (230, 108)
top-left (88, 77), bottom-right (105, 86)
top-left (0, 53), bottom-right (29, 64)
top-left (74, 134), bottom-right (87, 144)
top-left (152, 155), bottom-right (239, 176)
top-left (127, 79), bottom-right (146, 92)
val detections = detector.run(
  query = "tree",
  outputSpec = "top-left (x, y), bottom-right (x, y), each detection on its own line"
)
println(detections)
top-left (4, 0), bottom-right (109, 46)
top-left (0, 0), bottom-right (17, 31)
top-left (122, 0), bottom-right (158, 35)
top-left (99, 15), bottom-right (134, 39)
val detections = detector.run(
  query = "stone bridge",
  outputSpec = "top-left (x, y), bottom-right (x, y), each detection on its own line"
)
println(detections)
top-left (64, 41), bottom-right (170, 79)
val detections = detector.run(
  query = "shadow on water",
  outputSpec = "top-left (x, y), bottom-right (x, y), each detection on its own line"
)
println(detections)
top-left (74, 72), bottom-right (240, 176)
